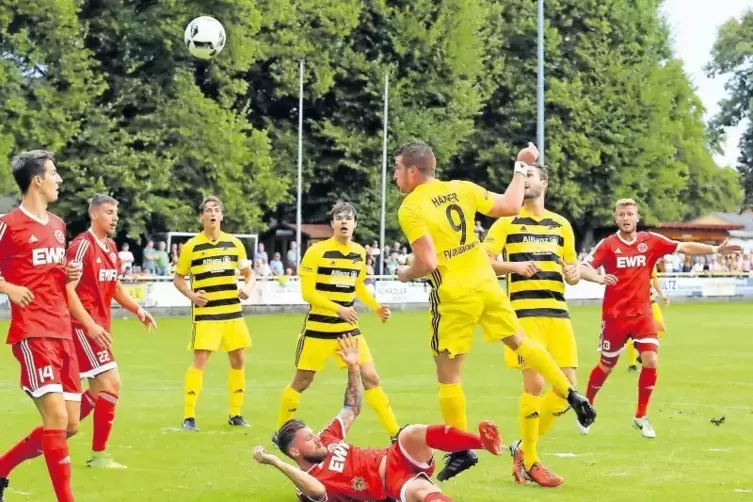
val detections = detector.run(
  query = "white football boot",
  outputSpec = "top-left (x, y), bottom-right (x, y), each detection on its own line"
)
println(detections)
top-left (576, 419), bottom-right (591, 435)
top-left (632, 416), bottom-right (656, 438)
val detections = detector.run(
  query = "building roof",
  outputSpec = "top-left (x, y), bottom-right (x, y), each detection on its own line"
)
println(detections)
top-left (658, 221), bottom-right (743, 231)
top-left (709, 212), bottom-right (753, 232)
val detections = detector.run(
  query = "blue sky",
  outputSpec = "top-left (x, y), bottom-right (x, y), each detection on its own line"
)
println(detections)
top-left (661, 0), bottom-right (750, 167)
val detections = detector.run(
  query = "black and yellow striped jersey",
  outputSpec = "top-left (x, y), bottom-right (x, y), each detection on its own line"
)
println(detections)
top-left (483, 208), bottom-right (577, 319)
top-left (175, 231), bottom-right (249, 322)
top-left (298, 238), bottom-right (368, 338)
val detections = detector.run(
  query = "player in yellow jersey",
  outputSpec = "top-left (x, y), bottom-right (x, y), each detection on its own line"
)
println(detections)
top-left (627, 266), bottom-right (668, 371)
top-left (393, 140), bottom-right (595, 481)
top-left (173, 196), bottom-right (256, 431)
top-left (276, 202), bottom-right (400, 438)
top-left (484, 163), bottom-right (580, 487)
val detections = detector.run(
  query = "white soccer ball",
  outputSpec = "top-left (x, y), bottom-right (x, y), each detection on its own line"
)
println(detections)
top-left (184, 16), bottom-right (226, 60)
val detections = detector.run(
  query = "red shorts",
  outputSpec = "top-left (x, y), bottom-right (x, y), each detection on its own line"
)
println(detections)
top-left (599, 314), bottom-right (659, 358)
top-left (72, 325), bottom-right (117, 379)
top-left (385, 436), bottom-right (436, 502)
top-left (11, 338), bottom-right (81, 401)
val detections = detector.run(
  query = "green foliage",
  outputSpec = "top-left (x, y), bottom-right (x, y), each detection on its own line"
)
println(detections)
top-left (0, 0), bottom-right (743, 246)
top-left (707, 9), bottom-right (753, 209)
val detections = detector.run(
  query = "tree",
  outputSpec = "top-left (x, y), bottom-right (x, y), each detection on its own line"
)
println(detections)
top-left (0, 0), bottom-right (105, 195)
top-left (57, 0), bottom-right (286, 240)
top-left (706, 9), bottom-right (753, 209)
top-left (249, 0), bottom-right (491, 243)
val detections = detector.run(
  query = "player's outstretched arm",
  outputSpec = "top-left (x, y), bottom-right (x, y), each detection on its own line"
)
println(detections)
top-left (578, 263), bottom-right (618, 285)
top-left (252, 446), bottom-right (327, 501)
top-left (113, 281), bottom-right (157, 330)
top-left (676, 239), bottom-right (742, 257)
top-left (335, 335), bottom-right (363, 433)
top-left (483, 143), bottom-right (538, 218)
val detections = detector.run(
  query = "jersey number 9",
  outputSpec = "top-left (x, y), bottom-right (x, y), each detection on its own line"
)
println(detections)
top-left (445, 204), bottom-right (467, 245)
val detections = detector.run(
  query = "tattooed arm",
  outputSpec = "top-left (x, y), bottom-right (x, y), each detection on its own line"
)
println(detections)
top-left (334, 335), bottom-right (363, 434)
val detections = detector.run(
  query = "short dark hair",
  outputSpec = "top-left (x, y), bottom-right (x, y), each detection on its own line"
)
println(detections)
top-left (10, 150), bottom-right (56, 194)
top-left (330, 201), bottom-right (357, 222)
top-left (393, 140), bottom-right (436, 175)
top-left (89, 194), bottom-right (118, 214)
top-left (199, 195), bottom-right (224, 213)
top-left (532, 163), bottom-right (549, 183)
top-left (273, 419), bottom-right (307, 458)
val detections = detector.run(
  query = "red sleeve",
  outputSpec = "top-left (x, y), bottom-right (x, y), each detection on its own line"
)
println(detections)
top-left (648, 232), bottom-right (679, 257)
top-left (67, 237), bottom-right (91, 268)
top-left (0, 216), bottom-right (10, 279)
top-left (318, 417), bottom-right (346, 446)
top-left (585, 238), bottom-right (610, 269)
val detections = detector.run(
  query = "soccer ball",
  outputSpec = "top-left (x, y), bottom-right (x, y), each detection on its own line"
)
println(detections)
top-left (184, 16), bottom-right (226, 60)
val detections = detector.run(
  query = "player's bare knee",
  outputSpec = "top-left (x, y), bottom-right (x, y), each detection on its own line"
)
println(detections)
top-left (409, 482), bottom-right (443, 502)
top-left (291, 370), bottom-right (315, 392)
top-left (228, 349), bottom-right (245, 369)
top-left (40, 403), bottom-right (68, 430)
top-left (66, 420), bottom-right (80, 437)
top-left (434, 353), bottom-right (463, 384)
top-left (641, 350), bottom-right (658, 368)
top-left (502, 331), bottom-right (524, 350)
top-left (360, 365), bottom-right (380, 389)
top-left (522, 370), bottom-right (545, 396)
top-left (97, 369), bottom-right (121, 394)
top-left (191, 350), bottom-right (211, 370)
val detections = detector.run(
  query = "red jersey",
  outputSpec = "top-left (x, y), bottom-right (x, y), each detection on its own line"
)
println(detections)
top-left (300, 417), bottom-right (387, 501)
top-left (0, 206), bottom-right (71, 344)
top-left (67, 230), bottom-right (121, 331)
top-left (585, 231), bottom-right (678, 320)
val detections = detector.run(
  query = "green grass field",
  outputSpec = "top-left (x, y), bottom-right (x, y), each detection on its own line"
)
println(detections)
top-left (1, 303), bottom-right (753, 501)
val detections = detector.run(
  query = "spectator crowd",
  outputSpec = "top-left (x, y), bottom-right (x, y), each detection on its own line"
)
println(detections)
top-left (115, 221), bottom-right (752, 280)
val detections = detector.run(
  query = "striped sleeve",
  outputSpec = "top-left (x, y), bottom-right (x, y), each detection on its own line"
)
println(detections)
top-left (0, 217), bottom-right (9, 279)
top-left (67, 237), bottom-right (91, 267)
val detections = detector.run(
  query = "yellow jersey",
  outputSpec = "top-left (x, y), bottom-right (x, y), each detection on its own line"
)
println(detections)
top-left (398, 179), bottom-right (497, 302)
top-left (483, 208), bottom-right (577, 318)
top-left (175, 231), bottom-right (248, 322)
top-left (299, 238), bottom-right (368, 338)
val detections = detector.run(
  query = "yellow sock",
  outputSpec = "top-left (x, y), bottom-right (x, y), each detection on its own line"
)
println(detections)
top-left (520, 392), bottom-right (543, 470)
top-left (184, 367), bottom-right (203, 419)
top-left (515, 338), bottom-right (571, 397)
top-left (277, 386), bottom-right (302, 429)
top-left (364, 387), bottom-right (400, 436)
top-left (537, 389), bottom-right (570, 437)
top-left (228, 368), bottom-right (245, 417)
top-left (438, 383), bottom-right (468, 431)
top-left (626, 342), bottom-right (638, 366)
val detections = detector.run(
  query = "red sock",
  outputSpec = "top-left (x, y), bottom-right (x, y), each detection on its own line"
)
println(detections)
top-left (41, 429), bottom-right (74, 502)
top-left (586, 365), bottom-right (609, 405)
top-left (636, 367), bottom-right (657, 418)
top-left (0, 427), bottom-right (44, 477)
top-left (425, 425), bottom-right (482, 452)
top-left (80, 391), bottom-right (96, 421)
top-left (92, 391), bottom-right (118, 452)
top-left (424, 493), bottom-right (453, 501)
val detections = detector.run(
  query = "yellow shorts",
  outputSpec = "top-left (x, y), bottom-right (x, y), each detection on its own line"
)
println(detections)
top-left (652, 302), bottom-right (666, 338)
top-left (189, 318), bottom-right (251, 352)
top-left (429, 280), bottom-right (520, 358)
top-left (294, 332), bottom-right (374, 372)
top-left (504, 316), bottom-right (578, 369)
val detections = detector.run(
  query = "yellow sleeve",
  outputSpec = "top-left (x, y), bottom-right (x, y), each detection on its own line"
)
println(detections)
top-left (562, 220), bottom-right (578, 264)
top-left (175, 240), bottom-right (194, 276)
top-left (299, 246), bottom-right (341, 313)
top-left (651, 267), bottom-right (658, 279)
top-left (356, 252), bottom-right (380, 310)
top-left (398, 203), bottom-right (427, 245)
top-left (462, 181), bottom-right (494, 216)
top-left (483, 219), bottom-right (509, 256)
top-left (236, 239), bottom-right (250, 270)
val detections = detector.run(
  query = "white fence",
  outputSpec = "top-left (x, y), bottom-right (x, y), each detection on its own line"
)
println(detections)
top-left (109, 274), bottom-right (753, 308)
top-left (2, 274), bottom-right (752, 311)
